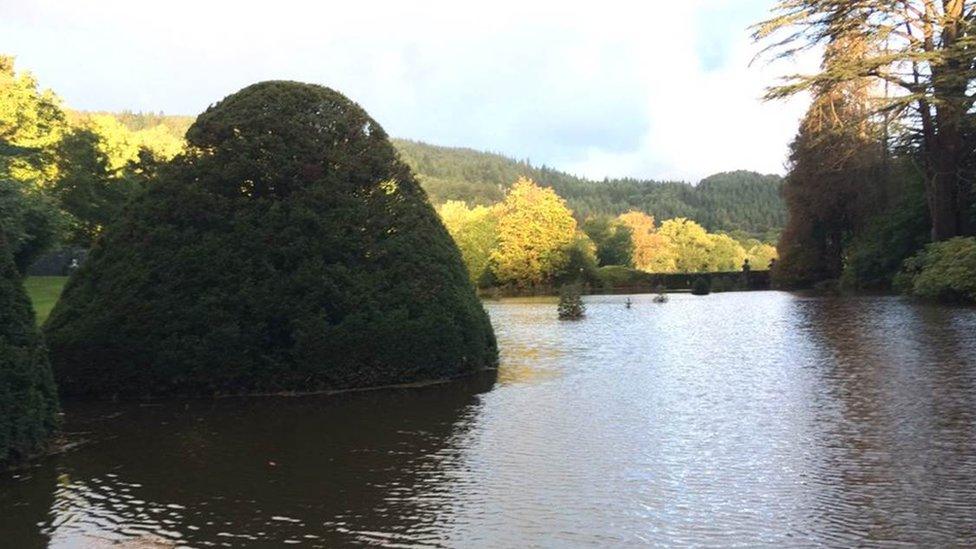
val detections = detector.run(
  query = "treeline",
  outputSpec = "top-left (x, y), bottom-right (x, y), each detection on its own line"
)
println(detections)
top-left (439, 177), bottom-right (777, 290)
top-left (1, 55), bottom-right (187, 271)
top-left (2, 54), bottom-right (785, 284)
top-left (756, 1), bottom-right (976, 303)
top-left (394, 139), bottom-right (786, 239)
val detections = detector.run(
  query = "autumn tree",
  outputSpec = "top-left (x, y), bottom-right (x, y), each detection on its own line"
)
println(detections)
top-left (0, 55), bottom-right (66, 188)
top-left (617, 211), bottom-right (672, 272)
top-left (657, 218), bottom-right (714, 273)
top-left (490, 177), bottom-right (578, 286)
top-left (707, 233), bottom-right (748, 271)
top-left (70, 113), bottom-right (183, 171)
top-left (772, 36), bottom-right (887, 285)
top-left (746, 242), bottom-right (779, 270)
top-left (438, 200), bottom-right (498, 285)
top-left (755, 0), bottom-right (976, 240)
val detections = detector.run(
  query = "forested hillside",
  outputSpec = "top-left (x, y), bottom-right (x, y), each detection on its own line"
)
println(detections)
top-left (68, 116), bottom-right (785, 238)
top-left (394, 139), bottom-right (785, 238)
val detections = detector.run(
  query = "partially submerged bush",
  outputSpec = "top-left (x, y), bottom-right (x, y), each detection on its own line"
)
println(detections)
top-left (557, 284), bottom-right (586, 320)
top-left (896, 237), bottom-right (976, 303)
top-left (0, 236), bottom-right (59, 468)
top-left (691, 276), bottom-right (711, 295)
top-left (45, 81), bottom-right (497, 398)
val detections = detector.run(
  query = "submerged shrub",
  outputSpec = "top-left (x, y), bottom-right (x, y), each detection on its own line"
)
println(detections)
top-left (45, 81), bottom-right (497, 398)
top-left (557, 284), bottom-right (586, 320)
top-left (691, 276), bottom-right (711, 295)
top-left (0, 236), bottom-right (59, 467)
top-left (896, 237), bottom-right (976, 303)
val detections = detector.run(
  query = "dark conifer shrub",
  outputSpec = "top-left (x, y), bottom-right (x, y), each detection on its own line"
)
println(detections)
top-left (557, 284), bottom-right (586, 320)
top-left (691, 276), bottom-right (711, 295)
top-left (0, 236), bottom-right (59, 467)
top-left (45, 81), bottom-right (497, 398)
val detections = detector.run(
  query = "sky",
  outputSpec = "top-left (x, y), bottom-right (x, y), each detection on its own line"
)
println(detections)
top-left (1, 0), bottom-right (816, 182)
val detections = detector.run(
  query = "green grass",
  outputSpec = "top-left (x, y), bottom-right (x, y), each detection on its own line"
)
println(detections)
top-left (24, 276), bottom-right (68, 325)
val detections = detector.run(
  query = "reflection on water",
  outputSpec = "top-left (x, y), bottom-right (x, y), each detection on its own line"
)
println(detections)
top-left (2, 292), bottom-right (975, 546)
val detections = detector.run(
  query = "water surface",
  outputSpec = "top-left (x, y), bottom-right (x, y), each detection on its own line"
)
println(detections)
top-left (2, 292), bottom-right (975, 547)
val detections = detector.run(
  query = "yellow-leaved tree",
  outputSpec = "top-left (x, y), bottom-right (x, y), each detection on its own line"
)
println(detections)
top-left (491, 177), bottom-right (577, 286)
top-left (617, 210), bottom-right (673, 272)
top-left (76, 114), bottom-right (184, 171)
top-left (438, 200), bottom-right (498, 285)
top-left (707, 233), bottom-right (747, 272)
top-left (746, 242), bottom-right (778, 270)
top-left (657, 218), bottom-right (713, 273)
top-left (0, 55), bottom-right (67, 187)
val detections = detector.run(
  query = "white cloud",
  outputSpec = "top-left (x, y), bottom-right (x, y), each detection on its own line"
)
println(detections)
top-left (0, 0), bottom-right (816, 181)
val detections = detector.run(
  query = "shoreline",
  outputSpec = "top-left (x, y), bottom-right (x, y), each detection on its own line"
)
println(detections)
top-left (56, 367), bottom-right (500, 404)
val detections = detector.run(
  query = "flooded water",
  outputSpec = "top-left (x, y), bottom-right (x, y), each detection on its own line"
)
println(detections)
top-left (3, 292), bottom-right (976, 547)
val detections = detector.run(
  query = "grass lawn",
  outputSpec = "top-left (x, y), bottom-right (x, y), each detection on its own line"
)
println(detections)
top-left (24, 276), bottom-right (69, 325)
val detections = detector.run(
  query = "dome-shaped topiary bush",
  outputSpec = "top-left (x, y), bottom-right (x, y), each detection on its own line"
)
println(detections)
top-left (0, 235), bottom-right (59, 467)
top-left (45, 81), bottom-right (497, 398)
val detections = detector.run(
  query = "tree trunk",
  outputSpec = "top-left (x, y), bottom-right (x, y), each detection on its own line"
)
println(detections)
top-left (928, 91), bottom-right (968, 240)
top-left (918, 1), bottom-right (972, 240)
top-left (928, 168), bottom-right (959, 241)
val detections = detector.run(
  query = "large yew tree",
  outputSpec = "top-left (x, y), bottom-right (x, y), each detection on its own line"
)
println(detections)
top-left (46, 81), bottom-right (497, 398)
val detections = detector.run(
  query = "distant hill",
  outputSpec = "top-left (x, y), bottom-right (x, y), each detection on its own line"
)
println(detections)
top-left (88, 110), bottom-right (195, 137)
top-left (96, 113), bottom-right (785, 238)
top-left (393, 139), bottom-right (785, 238)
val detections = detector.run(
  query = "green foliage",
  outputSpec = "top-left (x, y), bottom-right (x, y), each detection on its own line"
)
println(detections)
top-left (0, 236), bottom-right (59, 468)
top-left (557, 284), bottom-right (585, 320)
top-left (707, 233), bottom-right (747, 272)
top-left (554, 234), bottom-right (600, 287)
top-left (437, 200), bottom-right (497, 285)
top-left (3, 55), bottom-right (190, 258)
top-left (394, 140), bottom-right (785, 237)
top-left (896, 237), bottom-right (976, 303)
top-left (0, 180), bottom-right (63, 273)
top-left (45, 81), bottom-right (497, 398)
top-left (437, 183), bottom-right (771, 287)
top-left (49, 127), bottom-right (162, 246)
top-left (755, 2), bottom-right (975, 240)
top-left (595, 265), bottom-right (656, 288)
top-left (745, 241), bottom-right (778, 270)
top-left (0, 55), bottom-right (67, 188)
top-left (772, 63), bottom-right (887, 289)
top-left (842, 176), bottom-right (930, 290)
top-left (582, 217), bottom-right (633, 267)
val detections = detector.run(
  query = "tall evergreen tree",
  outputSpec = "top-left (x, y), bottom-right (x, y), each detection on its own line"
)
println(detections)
top-left (774, 36), bottom-right (887, 285)
top-left (582, 216), bottom-right (634, 267)
top-left (45, 81), bottom-right (497, 398)
top-left (755, 0), bottom-right (976, 240)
